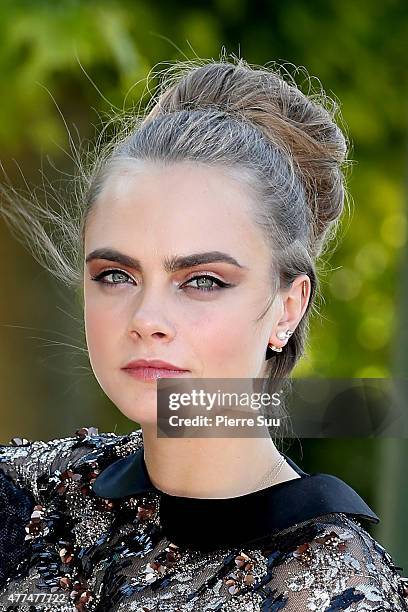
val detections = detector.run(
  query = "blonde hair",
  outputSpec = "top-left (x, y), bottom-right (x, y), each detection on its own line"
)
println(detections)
top-left (0, 51), bottom-right (351, 392)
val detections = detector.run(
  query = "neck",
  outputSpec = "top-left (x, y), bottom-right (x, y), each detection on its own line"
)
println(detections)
top-left (141, 424), bottom-right (300, 499)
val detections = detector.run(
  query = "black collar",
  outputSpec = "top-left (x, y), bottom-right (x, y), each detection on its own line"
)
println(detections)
top-left (92, 446), bottom-right (380, 551)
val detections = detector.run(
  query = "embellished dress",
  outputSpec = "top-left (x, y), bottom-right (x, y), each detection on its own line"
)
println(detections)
top-left (0, 426), bottom-right (407, 612)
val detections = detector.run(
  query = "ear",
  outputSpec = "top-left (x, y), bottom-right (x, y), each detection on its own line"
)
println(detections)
top-left (268, 275), bottom-right (311, 349)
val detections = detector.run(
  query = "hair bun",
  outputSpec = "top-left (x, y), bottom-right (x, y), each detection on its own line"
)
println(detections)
top-left (148, 59), bottom-right (349, 258)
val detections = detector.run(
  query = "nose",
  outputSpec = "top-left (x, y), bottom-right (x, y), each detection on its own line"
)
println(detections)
top-left (127, 290), bottom-right (176, 346)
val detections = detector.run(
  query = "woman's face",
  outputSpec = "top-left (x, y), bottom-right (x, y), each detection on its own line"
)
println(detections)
top-left (83, 160), bottom-right (281, 425)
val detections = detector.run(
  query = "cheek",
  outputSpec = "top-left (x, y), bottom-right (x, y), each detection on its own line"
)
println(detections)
top-left (189, 306), bottom-right (255, 363)
top-left (84, 299), bottom-right (119, 367)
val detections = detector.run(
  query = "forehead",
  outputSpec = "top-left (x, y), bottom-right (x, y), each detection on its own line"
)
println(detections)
top-left (85, 161), bottom-right (268, 261)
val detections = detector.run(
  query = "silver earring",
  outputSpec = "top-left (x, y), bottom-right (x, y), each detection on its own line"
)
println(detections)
top-left (265, 330), bottom-right (293, 360)
top-left (276, 329), bottom-right (293, 341)
top-left (268, 343), bottom-right (283, 352)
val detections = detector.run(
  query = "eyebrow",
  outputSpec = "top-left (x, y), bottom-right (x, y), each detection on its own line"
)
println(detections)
top-left (85, 248), bottom-right (249, 273)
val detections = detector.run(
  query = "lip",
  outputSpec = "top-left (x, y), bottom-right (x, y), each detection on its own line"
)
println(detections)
top-left (121, 359), bottom-right (190, 383)
top-left (122, 359), bottom-right (188, 371)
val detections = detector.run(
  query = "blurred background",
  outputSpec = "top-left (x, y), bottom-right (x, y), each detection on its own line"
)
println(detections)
top-left (0, 0), bottom-right (407, 569)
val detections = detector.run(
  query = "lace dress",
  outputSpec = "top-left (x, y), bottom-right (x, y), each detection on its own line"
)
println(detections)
top-left (0, 426), bottom-right (407, 611)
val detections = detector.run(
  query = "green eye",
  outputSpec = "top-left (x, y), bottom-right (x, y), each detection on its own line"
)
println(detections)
top-left (91, 270), bottom-right (233, 292)
top-left (183, 275), bottom-right (231, 292)
top-left (91, 269), bottom-right (133, 287)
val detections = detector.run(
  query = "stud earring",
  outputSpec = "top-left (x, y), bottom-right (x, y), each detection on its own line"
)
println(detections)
top-left (268, 343), bottom-right (283, 352)
top-left (276, 329), bottom-right (293, 341)
top-left (265, 329), bottom-right (293, 360)
top-left (265, 343), bottom-right (282, 360)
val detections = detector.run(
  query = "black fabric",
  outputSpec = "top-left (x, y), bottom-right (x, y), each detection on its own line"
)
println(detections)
top-left (92, 447), bottom-right (380, 551)
top-left (0, 469), bottom-right (35, 590)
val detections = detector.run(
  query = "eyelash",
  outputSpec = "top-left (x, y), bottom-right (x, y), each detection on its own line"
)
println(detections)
top-left (90, 269), bottom-right (232, 292)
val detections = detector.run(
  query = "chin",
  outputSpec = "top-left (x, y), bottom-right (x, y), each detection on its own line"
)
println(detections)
top-left (119, 405), bottom-right (157, 426)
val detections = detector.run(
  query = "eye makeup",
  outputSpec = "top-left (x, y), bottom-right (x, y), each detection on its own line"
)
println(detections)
top-left (90, 269), bottom-right (235, 293)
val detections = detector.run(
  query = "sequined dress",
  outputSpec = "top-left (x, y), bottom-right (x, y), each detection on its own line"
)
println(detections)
top-left (0, 426), bottom-right (407, 612)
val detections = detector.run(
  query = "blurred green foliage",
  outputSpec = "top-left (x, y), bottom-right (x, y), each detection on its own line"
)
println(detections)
top-left (0, 0), bottom-right (407, 566)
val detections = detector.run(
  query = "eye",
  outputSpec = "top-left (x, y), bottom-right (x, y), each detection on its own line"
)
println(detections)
top-left (90, 269), bottom-right (134, 287)
top-left (90, 270), bottom-right (233, 292)
top-left (182, 274), bottom-right (232, 292)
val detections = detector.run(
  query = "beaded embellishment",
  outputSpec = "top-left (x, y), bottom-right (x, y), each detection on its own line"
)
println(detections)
top-left (0, 427), bottom-right (407, 611)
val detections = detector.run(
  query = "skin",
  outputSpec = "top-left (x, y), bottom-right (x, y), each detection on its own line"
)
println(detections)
top-left (83, 160), bottom-right (311, 498)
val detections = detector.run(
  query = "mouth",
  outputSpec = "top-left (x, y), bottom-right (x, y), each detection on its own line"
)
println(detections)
top-left (121, 366), bottom-right (191, 383)
top-left (121, 358), bottom-right (190, 382)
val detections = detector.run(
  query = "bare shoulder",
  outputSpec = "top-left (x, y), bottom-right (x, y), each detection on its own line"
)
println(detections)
top-left (257, 512), bottom-right (408, 611)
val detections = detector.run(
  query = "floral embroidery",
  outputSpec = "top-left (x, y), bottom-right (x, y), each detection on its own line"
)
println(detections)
top-left (0, 427), bottom-right (407, 611)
